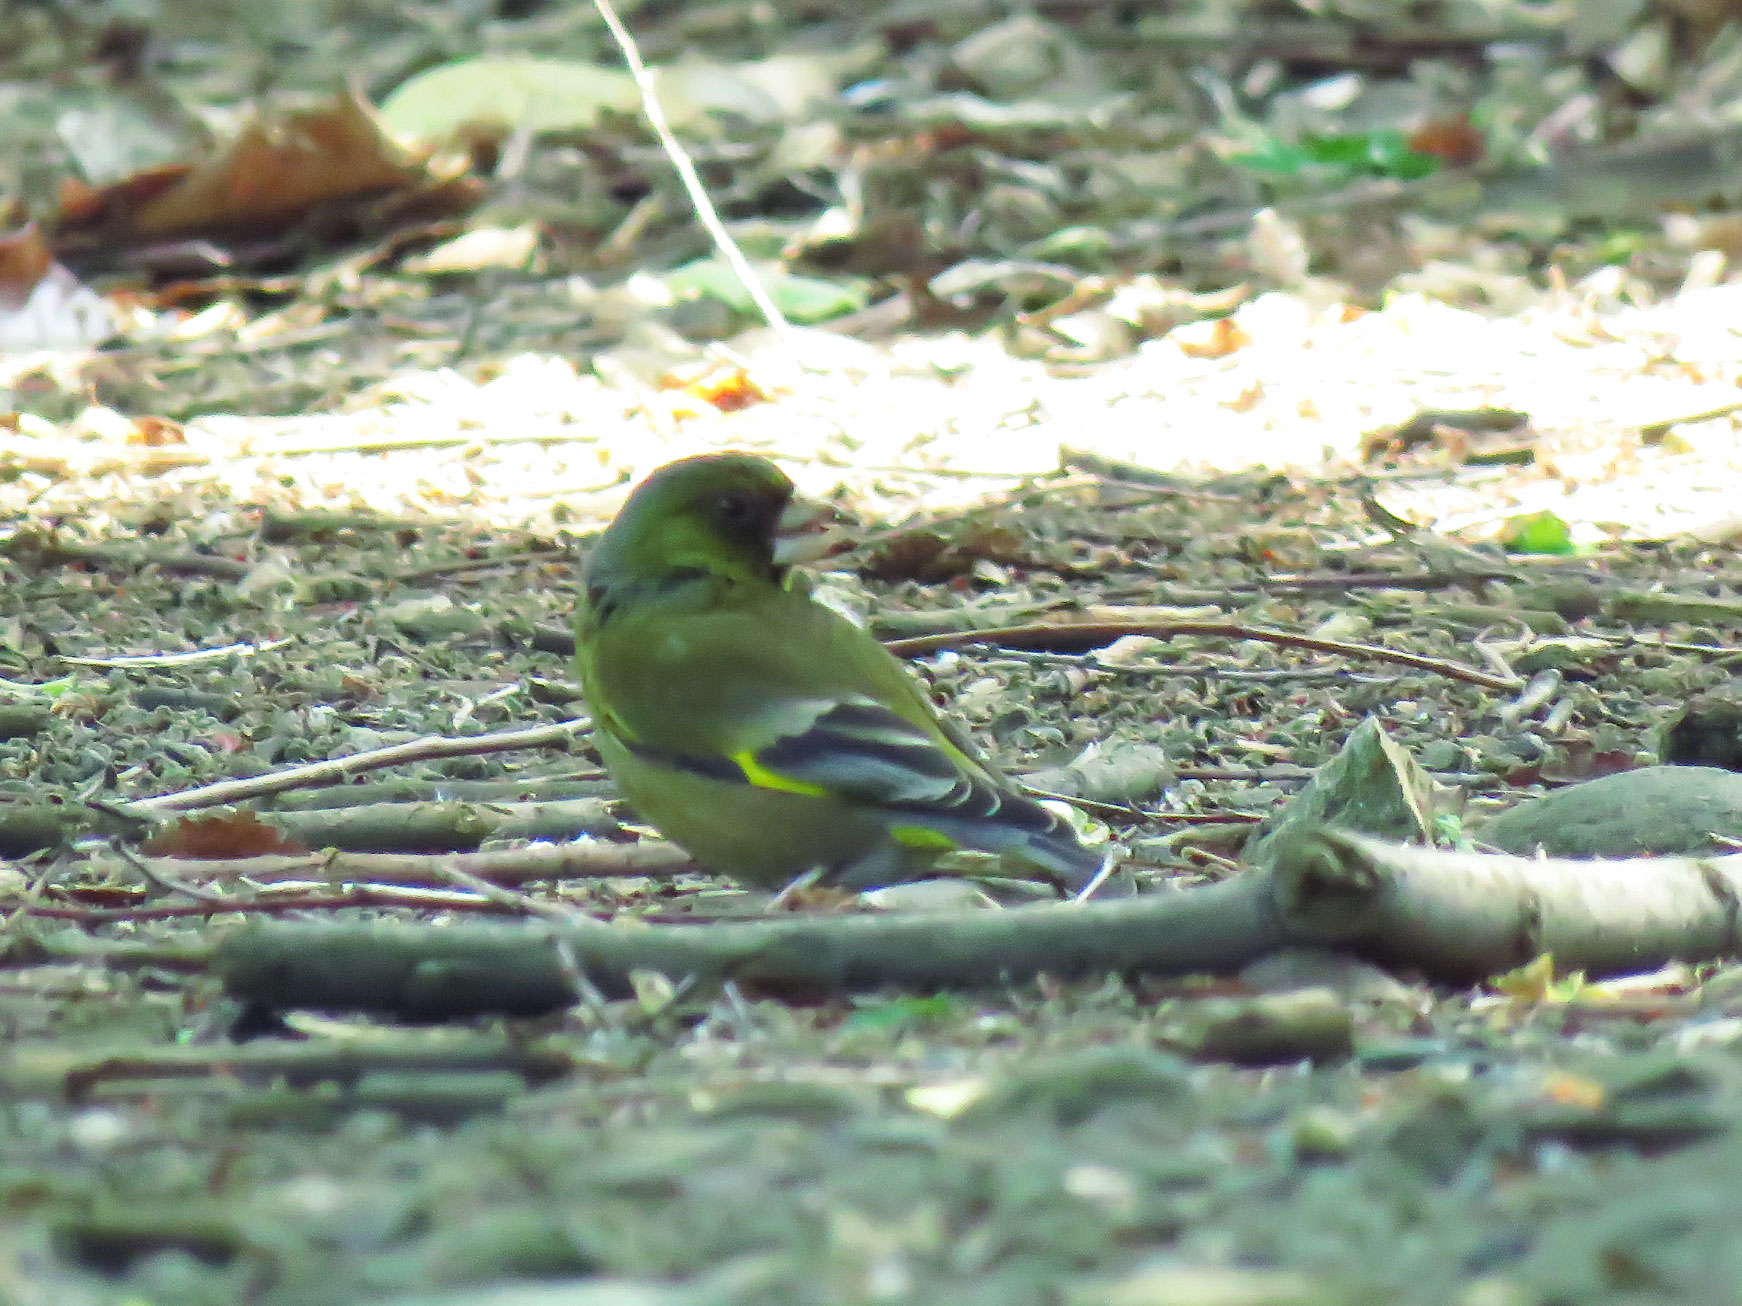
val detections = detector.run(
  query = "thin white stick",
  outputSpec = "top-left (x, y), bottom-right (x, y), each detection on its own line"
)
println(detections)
top-left (589, 0), bottom-right (799, 348)
top-left (59, 639), bottom-right (293, 669)
top-left (128, 718), bottom-right (592, 815)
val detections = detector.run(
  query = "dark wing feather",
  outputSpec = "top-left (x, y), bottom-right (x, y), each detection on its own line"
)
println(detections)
top-left (623, 692), bottom-right (1051, 828)
top-left (753, 698), bottom-right (964, 805)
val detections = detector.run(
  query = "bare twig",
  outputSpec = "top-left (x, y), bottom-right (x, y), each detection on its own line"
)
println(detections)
top-left (113, 841), bottom-right (231, 905)
top-left (6, 534), bottom-right (250, 580)
top-left (23, 884), bottom-right (506, 924)
top-left (589, 0), bottom-right (799, 349)
top-left (883, 619), bottom-right (1521, 691)
top-left (391, 546), bottom-right (565, 583)
top-left (128, 719), bottom-right (592, 816)
top-left (3, 1028), bottom-right (572, 1099)
top-left (423, 859), bottom-right (594, 924)
top-left (1639, 398), bottom-right (1742, 440)
top-left (59, 640), bottom-right (292, 669)
top-left (0, 858), bottom-right (61, 940)
top-left (1059, 447), bottom-right (1243, 497)
top-left (112, 840), bottom-right (693, 888)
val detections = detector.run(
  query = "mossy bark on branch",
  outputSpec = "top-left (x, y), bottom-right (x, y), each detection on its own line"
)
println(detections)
top-left (263, 797), bottom-right (622, 852)
top-left (1271, 828), bottom-right (1742, 980)
top-left (0, 802), bottom-right (146, 857)
top-left (214, 875), bottom-right (1288, 1016)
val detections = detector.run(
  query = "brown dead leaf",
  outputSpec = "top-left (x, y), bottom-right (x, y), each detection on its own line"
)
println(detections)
top-left (1408, 114), bottom-right (1485, 168)
top-left (126, 415), bottom-right (186, 446)
top-left (133, 94), bottom-right (413, 236)
top-left (0, 224), bottom-right (53, 301)
top-left (142, 811), bottom-right (306, 859)
top-left (0, 223), bottom-right (115, 349)
top-left (1361, 408), bottom-right (1533, 463)
top-left (52, 93), bottom-right (481, 268)
top-left (1224, 381), bottom-right (1265, 413)
top-left (56, 167), bottom-right (189, 230)
top-left (862, 522), bottom-right (1048, 582)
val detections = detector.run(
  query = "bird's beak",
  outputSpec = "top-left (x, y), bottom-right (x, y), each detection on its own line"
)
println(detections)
top-left (772, 495), bottom-right (849, 565)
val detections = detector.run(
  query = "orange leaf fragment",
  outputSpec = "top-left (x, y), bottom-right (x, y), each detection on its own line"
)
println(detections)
top-left (1539, 1072), bottom-right (1607, 1112)
top-left (678, 364), bottom-right (771, 412)
top-left (126, 416), bottom-right (187, 446)
top-left (1408, 114), bottom-right (1485, 168)
top-left (142, 811), bottom-right (307, 859)
top-left (0, 224), bottom-right (53, 301)
top-left (1173, 315), bottom-right (1250, 359)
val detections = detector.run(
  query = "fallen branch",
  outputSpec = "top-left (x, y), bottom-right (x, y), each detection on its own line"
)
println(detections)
top-left (0, 439), bottom-right (209, 481)
top-left (210, 829), bottom-right (1742, 1014)
top-left (24, 883), bottom-right (506, 924)
top-left (1270, 829), bottom-right (1742, 981)
top-left (214, 874), bottom-right (1287, 1016)
top-left (5, 532), bottom-right (248, 579)
top-left (0, 1028), bottom-right (570, 1102)
top-left (0, 796), bottom-right (625, 865)
top-left (0, 803), bottom-right (146, 859)
top-left (0, 704), bottom-right (49, 739)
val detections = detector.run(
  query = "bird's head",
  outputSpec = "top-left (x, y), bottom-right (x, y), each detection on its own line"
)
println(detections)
top-left (585, 453), bottom-right (844, 591)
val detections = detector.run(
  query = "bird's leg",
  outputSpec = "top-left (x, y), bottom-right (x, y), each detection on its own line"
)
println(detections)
top-left (1070, 850), bottom-right (1128, 903)
top-left (767, 865), bottom-right (827, 910)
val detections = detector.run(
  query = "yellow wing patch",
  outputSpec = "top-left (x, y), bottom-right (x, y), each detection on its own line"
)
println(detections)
top-left (731, 749), bottom-right (830, 798)
top-left (889, 824), bottom-right (958, 852)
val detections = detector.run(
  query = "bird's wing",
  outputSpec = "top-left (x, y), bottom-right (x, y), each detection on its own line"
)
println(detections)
top-left (617, 689), bottom-right (1013, 814)
top-left (588, 592), bottom-right (1014, 814)
top-left (754, 696), bottom-right (979, 804)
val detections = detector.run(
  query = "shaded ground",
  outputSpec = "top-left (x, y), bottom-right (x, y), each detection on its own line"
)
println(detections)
top-left (6, 2), bottom-right (1742, 1304)
top-left (4, 426), bottom-right (1741, 1306)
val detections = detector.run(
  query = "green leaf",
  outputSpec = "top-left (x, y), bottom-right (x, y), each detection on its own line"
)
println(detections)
top-left (1021, 225), bottom-right (1116, 261)
top-left (1233, 131), bottom-right (1440, 182)
top-left (1232, 138), bottom-right (1315, 177)
top-left (1500, 510), bottom-right (1580, 556)
top-left (1432, 812), bottom-right (1470, 850)
top-left (845, 994), bottom-right (958, 1032)
top-left (1595, 230), bottom-right (1646, 265)
top-left (666, 258), bottom-right (869, 323)
top-left (380, 57), bottom-right (637, 146)
top-left (0, 674), bottom-right (78, 698)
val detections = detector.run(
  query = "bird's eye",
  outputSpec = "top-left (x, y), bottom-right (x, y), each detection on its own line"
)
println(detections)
top-left (715, 492), bottom-right (753, 524)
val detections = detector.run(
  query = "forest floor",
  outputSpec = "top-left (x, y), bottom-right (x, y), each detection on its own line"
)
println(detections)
top-left (6, 1), bottom-right (1742, 1303)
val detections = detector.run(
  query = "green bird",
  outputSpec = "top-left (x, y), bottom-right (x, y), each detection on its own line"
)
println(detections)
top-left (574, 452), bottom-right (1108, 894)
